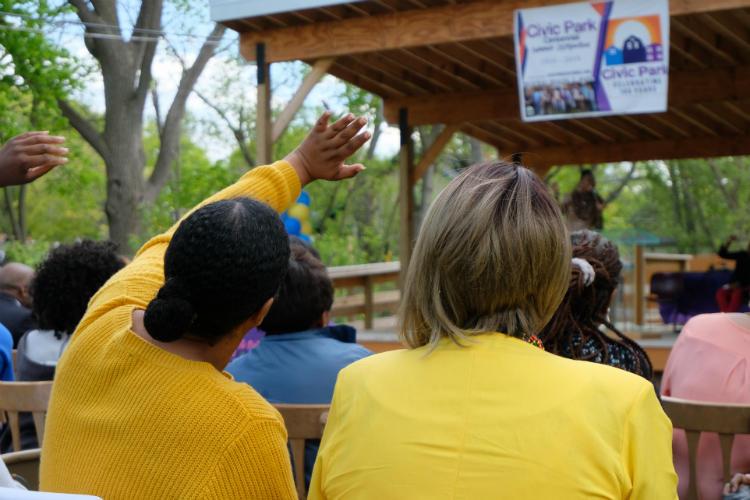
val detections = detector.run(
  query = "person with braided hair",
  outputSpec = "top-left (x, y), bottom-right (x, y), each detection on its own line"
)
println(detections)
top-left (539, 230), bottom-right (653, 380)
top-left (39, 111), bottom-right (371, 500)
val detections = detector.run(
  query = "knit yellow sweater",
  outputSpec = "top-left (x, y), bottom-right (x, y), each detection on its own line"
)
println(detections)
top-left (40, 162), bottom-right (301, 500)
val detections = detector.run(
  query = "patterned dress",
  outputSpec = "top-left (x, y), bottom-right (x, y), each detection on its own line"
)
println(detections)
top-left (558, 332), bottom-right (651, 380)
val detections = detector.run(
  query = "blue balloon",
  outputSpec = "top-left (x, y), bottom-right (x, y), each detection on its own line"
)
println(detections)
top-left (279, 211), bottom-right (288, 221)
top-left (297, 191), bottom-right (311, 206)
top-left (299, 234), bottom-right (312, 243)
top-left (284, 217), bottom-right (301, 235)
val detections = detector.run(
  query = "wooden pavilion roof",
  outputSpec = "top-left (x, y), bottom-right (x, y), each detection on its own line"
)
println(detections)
top-left (219, 0), bottom-right (750, 170)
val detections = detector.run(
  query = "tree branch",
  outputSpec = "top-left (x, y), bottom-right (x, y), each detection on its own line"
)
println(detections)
top-left (152, 85), bottom-right (164, 139)
top-left (67, 0), bottom-right (101, 25)
top-left (194, 89), bottom-right (255, 168)
top-left (706, 157), bottom-right (738, 210)
top-left (133, 15), bottom-right (161, 110)
top-left (58, 99), bottom-right (110, 160)
top-left (605, 161), bottom-right (638, 204)
top-left (544, 166), bottom-right (561, 184)
top-left (145, 23), bottom-right (227, 202)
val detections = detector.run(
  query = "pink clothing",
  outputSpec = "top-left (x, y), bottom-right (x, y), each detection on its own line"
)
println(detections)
top-left (661, 313), bottom-right (750, 500)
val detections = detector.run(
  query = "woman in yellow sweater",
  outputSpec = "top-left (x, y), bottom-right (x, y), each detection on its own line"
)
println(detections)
top-left (40, 111), bottom-right (370, 500)
top-left (309, 162), bottom-right (678, 499)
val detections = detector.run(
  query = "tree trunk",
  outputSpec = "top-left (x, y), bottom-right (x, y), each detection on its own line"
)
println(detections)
top-left (366, 99), bottom-right (384, 160)
top-left (666, 162), bottom-right (684, 230)
top-left (61, 0), bottom-right (225, 254)
top-left (317, 183), bottom-right (342, 237)
top-left (706, 158), bottom-right (738, 210)
top-left (18, 185), bottom-right (27, 242)
top-left (3, 187), bottom-right (21, 241)
top-left (383, 193), bottom-right (400, 256)
top-left (414, 126), bottom-right (442, 230)
top-left (470, 138), bottom-right (484, 164)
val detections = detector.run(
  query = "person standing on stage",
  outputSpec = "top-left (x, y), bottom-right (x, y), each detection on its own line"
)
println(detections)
top-left (556, 170), bottom-right (605, 232)
top-left (716, 235), bottom-right (750, 313)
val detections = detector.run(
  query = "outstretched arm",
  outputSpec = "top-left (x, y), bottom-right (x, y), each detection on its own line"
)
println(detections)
top-left (86, 111), bottom-right (370, 316)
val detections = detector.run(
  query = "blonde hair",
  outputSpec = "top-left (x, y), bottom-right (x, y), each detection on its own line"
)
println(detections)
top-left (398, 162), bottom-right (571, 350)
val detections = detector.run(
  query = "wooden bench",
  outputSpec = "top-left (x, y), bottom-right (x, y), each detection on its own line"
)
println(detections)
top-left (0, 381), bottom-right (54, 451)
top-left (273, 404), bottom-right (330, 500)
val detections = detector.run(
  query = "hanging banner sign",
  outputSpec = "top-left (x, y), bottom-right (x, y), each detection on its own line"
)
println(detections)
top-left (514, 0), bottom-right (669, 122)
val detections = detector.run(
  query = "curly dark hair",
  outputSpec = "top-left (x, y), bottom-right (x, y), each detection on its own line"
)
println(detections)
top-left (143, 197), bottom-right (290, 345)
top-left (32, 239), bottom-right (125, 338)
top-left (539, 230), bottom-right (653, 380)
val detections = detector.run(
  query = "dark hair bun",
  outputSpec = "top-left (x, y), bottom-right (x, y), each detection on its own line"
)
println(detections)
top-left (143, 280), bottom-right (195, 343)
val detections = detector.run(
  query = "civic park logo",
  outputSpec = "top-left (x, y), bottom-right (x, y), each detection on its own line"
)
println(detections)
top-left (604, 14), bottom-right (663, 65)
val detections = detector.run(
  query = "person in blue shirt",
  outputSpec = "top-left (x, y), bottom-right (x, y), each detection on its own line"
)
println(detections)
top-left (226, 241), bottom-right (373, 489)
top-left (0, 323), bottom-right (14, 382)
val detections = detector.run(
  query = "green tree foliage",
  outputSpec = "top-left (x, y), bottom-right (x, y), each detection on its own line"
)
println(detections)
top-left (0, 0), bottom-right (79, 137)
top-left (546, 158), bottom-right (750, 255)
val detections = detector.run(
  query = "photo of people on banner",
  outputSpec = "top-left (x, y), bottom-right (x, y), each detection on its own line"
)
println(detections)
top-left (515, 0), bottom-right (669, 122)
top-left (524, 82), bottom-right (598, 117)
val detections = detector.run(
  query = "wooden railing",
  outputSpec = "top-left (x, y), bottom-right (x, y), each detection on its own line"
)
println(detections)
top-left (328, 262), bottom-right (401, 330)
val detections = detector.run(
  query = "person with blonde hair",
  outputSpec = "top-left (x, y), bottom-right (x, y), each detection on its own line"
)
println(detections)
top-left (308, 162), bottom-right (677, 499)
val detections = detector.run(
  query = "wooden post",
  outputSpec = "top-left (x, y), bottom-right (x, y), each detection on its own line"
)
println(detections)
top-left (634, 244), bottom-right (645, 326)
top-left (399, 108), bottom-right (414, 291)
top-left (364, 275), bottom-right (374, 330)
top-left (256, 43), bottom-right (272, 166)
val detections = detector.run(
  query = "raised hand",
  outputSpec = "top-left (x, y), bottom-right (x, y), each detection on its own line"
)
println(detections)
top-left (284, 111), bottom-right (370, 187)
top-left (0, 131), bottom-right (69, 187)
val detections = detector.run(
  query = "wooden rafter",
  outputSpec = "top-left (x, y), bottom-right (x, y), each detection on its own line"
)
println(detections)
top-left (382, 65), bottom-right (750, 125)
top-left (235, 0), bottom-right (750, 63)
top-left (504, 134), bottom-right (750, 168)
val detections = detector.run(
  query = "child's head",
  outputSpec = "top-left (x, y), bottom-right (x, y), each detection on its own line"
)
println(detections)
top-left (262, 243), bottom-right (334, 335)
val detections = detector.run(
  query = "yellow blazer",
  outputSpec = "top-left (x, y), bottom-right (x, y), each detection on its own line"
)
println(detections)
top-left (309, 333), bottom-right (677, 499)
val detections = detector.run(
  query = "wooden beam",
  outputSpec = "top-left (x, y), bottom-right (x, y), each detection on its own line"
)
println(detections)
top-left (272, 58), bottom-right (335, 143)
top-left (256, 44), bottom-right (273, 165)
top-left (460, 123), bottom-right (516, 150)
top-left (383, 65), bottom-right (750, 125)
top-left (385, 88), bottom-right (517, 126)
top-left (398, 108), bottom-right (414, 291)
top-left (411, 124), bottom-right (459, 186)
top-left (502, 134), bottom-right (750, 168)
top-left (237, 0), bottom-right (750, 63)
